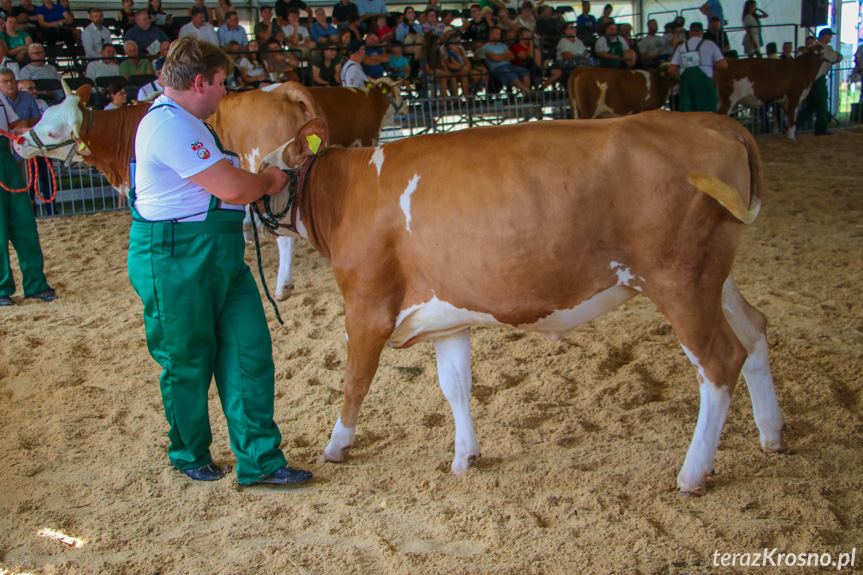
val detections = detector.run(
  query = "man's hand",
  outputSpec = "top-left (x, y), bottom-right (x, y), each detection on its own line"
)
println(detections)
top-left (263, 165), bottom-right (289, 196)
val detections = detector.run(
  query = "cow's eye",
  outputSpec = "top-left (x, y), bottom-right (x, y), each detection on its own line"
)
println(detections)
top-left (48, 132), bottom-right (58, 140)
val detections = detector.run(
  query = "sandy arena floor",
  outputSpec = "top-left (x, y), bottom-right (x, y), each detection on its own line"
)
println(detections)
top-left (1, 127), bottom-right (862, 575)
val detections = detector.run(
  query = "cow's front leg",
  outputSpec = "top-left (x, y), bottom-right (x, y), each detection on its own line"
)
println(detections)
top-left (275, 236), bottom-right (295, 300)
top-left (433, 329), bottom-right (480, 474)
top-left (322, 318), bottom-right (389, 464)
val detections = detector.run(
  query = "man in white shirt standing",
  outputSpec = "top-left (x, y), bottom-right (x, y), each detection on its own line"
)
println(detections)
top-left (340, 38), bottom-right (370, 87)
top-left (81, 7), bottom-right (112, 60)
top-left (129, 36), bottom-right (312, 487)
top-left (668, 22), bottom-right (726, 112)
top-left (179, 6), bottom-right (219, 46)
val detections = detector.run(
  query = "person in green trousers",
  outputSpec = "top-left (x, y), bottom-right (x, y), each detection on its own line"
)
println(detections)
top-left (796, 29), bottom-right (842, 136)
top-left (668, 22), bottom-right (728, 113)
top-left (0, 97), bottom-right (57, 307)
top-left (128, 37), bottom-right (312, 486)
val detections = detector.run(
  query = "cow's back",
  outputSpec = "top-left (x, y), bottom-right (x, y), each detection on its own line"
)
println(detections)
top-left (322, 112), bottom-right (758, 324)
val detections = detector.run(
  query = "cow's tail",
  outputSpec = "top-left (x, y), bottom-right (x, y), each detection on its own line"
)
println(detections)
top-left (686, 126), bottom-right (763, 224)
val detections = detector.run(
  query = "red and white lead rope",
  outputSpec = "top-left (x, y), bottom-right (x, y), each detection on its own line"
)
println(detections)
top-left (0, 128), bottom-right (57, 202)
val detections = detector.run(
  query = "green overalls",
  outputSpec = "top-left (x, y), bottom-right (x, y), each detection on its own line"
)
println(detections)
top-left (600, 37), bottom-right (625, 68)
top-left (678, 39), bottom-right (719, 113)
top-left (0, 141), bottom-right (50, 298)
top-left (796, 75), bottom-right (829, 135)
top-left (127, 106), bottom-right (287, 484)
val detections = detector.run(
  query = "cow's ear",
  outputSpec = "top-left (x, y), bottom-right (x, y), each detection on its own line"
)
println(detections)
top-left (284, 117), bottom-right (328, 166)
top-left (76, 85), bottom-right (92, 106)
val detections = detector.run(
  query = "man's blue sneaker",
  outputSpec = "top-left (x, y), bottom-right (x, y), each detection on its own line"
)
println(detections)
top-left (253, 465), bottom-right (313, 485)
top-left (181, 463), bottom-right (226, 482)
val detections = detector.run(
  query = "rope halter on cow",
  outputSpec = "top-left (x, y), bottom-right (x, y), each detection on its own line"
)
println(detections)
top-left (248, 152), bottom-right (319, 326)
top-left (0, 128), bottom-right (58, 202)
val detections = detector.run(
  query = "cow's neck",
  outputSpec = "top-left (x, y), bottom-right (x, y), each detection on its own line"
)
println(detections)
top-left (80, 104), bottom-right (149, 190)
top-left (301, 149), bottom-right (356, 260)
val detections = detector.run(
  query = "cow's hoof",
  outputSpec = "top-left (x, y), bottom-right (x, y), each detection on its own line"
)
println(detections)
top-left (762, 442), bottom-right (787, 454)
top-left (275, 284), bottom-right (294, 301)
top-left (450, 453), bottom-right (480, 475)
top-left (675, 486), bottom-right (706, 497)
top-left (319, 446), bottom-right (347, 465)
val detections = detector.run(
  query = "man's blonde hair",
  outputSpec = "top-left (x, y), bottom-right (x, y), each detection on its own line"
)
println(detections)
top-left (161, 36), bottom-right (232, 90)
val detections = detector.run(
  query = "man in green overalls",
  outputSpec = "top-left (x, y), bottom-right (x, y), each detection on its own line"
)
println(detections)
top-left (668, 22), bottom-right (728, 113)
top-left (595, 22), bottom-right (627, 68)
top-left (0, 96), bottom-right (57, 307)
top-left (128, 37), bottom-right (312, 486)
top-left (796, 29), bottom-right (842, 136)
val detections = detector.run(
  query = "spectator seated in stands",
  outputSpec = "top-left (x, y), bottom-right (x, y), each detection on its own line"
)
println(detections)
top-left (345, 12), bottom-right (362, 41)
top-left (442, 33), bottom-right (477, 95)
top-left (622, 48), bottom-right (643, 70)
top-left (511, 26), bottom-right (541, 87)
top-left (275, 0), bottom-right (313, 29)
top-left (19, 79), bottom-right (48, 113)
top-left (186, 0), bottom-right (212, 25)
top-left (264, 38), bottom-right (300, 82)
top-left (102, 82), bottom-right (127, 109)
top-left (332, 0), bottom-right (358, 29)
top-left (534, 4), bottom-right (561, 57)
top-left (2, 13), bottom-right (32, 62)
top-left (86, 43), bottom-right (120, 81)
top-left (422, 7), bottom-right (445, 36)
top-left (541, 21), bottom-right (583, 89)
top-left (13, 0), bottom-right (39, 39)
top-left (662, 21), bottom-right (685, 60)
top-left (514, 2), bottom-right (536, 32)
top-left (213, 0), bottom-right (232, 27)
top-left (482, 25), bottom-right (532, 96)
top-left (0, 0), bottom-right (15, 20)
top-left (0, 67), bottom-right (40, 128)
top-left (217, 10), bottom-right (247, 47)
top-left (35, 0), bottom-right (75, 48)
top-left (495, 7), bottom-right (516, 35)
top-left (357, 0), bottom-right (387, 34)
top-left (595, 21), bottom-right (628, 68)
top-left (781, 41), bottom-right (793, 59)
top-left (82, 8), bottom-right (112, 60)
top-left (137, 57), bottom-right (163, 100)
top-left (147, 0), bottom-right (171, 27)
top-left (422, 30), bottom-right (453, 97)
top-left (618, 23), bottom-right (640, 62)
top-left (0, 48), bottom-right (21, 78)
top-left (310, 7), bottom-right (338, 46)
top-left (179, 6), bottom-right (219, 45)
top-left (387, 40), bottom-right (411, 86)
top-left (20, 42), bottom-right (60, 80)
top-left (575, 0), bottom-right (596, 30)
top-left (460, 4), bottom-right (489, 50)
top-left (236, 39), bottom-right (268, 88)
top-left (596, 3), bottom-right (613, 33)
top-left (125, 9), bottom-right (169, 56)
top-left (119, 39), bottom-right (154, 77)
top-left (310, 39), bottom-right (341, 86)
top-left (282, 7), bottom-right (312, 58)
top-left (638, 18), bottom-right (665, 67)
top-left (394, 6), bottom-right (422, 58)
top-left (254, 5), bottom-right (275, 44)
top-left (765, 42), bottom-right (779, 59)
top-left (373, 14), bottom-right (393, 43)
top-left (361, 29), bottom-right (388, 79)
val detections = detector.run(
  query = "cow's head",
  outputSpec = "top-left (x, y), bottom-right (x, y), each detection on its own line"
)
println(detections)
top-left (255, 116), bottom-right (329, 238)
top-left (15, 84), bottom-right (92, 162)
top-left (365, 77), bottom-right (405, 125)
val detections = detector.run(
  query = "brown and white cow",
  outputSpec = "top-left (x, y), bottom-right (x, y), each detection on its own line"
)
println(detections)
top-left (258, 110), bottom-right (785, 495)
top-left (309, 78), bottom-right (404, 147)
top-left (714, 48), bottom-right (842, 139)
top-left (568, 65), bottom-right (674, 119)
top-left (16, 82), bottom-right (320, 301)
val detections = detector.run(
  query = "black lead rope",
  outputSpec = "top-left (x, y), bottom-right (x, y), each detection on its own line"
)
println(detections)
top-left (250, 214), bottom-right (284, 325)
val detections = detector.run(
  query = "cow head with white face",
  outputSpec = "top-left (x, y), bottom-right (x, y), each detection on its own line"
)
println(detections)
top-left (14, 84), bottom-right (91, 162)
top-left (801, 43), bottom-right (843, 81)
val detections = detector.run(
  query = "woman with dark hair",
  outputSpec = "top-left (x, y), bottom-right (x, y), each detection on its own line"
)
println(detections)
top-left (511, 26), bottom-right (541, 86)
top-left (597, 3), bottom-right (612, 33)
top-left (103, 82), bottom-right (127, 109)
top-left (311, 40), bottom-right (342, 86)
top-left (147, 0), bottom-right (171, 27)
top-left (395, 6), bottom-right (423, 58)
top-left (236, 39), bottom-right (268, 87)
top-left (116, 0), bottom-right (136, 33)
top-left (742, 0), bottom-right (768, 58)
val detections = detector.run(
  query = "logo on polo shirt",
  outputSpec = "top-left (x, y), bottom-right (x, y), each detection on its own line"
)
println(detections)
top-left (191, 139), bottom-right (210, 160)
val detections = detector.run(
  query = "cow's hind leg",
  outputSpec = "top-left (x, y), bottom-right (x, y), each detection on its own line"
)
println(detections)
top-left (651, 287), bottom-right (748, 495)
top-left (721, 276), bottom-right (785, 453)
top-left (275, 236), bottom-right (295, 300)
top-left (433, 329), bottom-right (480, 474)
top-left (321, 313), bottom-right (389, 464)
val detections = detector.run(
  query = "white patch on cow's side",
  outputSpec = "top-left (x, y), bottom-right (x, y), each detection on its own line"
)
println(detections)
top-left (390, 287), bottom-right (638, 348)
top-left (261, 83), bottom-right (282, 92)
top-left (244, 147), bottom-right (261, 172)
top-left (677, 378), bottom-right (731, 494)
top-left (324, 418), bottom-right (356, 462)
top-left (369, 145), bottom-right (385, 177)
top-left (345, 330), bottom-right (349, 342)
top-left (433, 329), bottom-right (480, 474)
top-left (609, 261), bottom-right (644, 291)
top-left (400, 173), bottom-right (420, 234)
top-left (730, 77), bottom-right (763, 108)
top-left (592, 80), bottom-right (616, 118)
top-left (636, 70), bottom-right (651, 101)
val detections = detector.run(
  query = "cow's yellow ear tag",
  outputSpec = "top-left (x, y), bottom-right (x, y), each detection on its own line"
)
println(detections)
top-left (381, 87), bottom-right (388, 94)
top-left (78, 141), bottom-right (86, 151)
top-left (365, 82), bottom-right (373, 90)
top-left (306, 133), bottom-right (321, 155)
